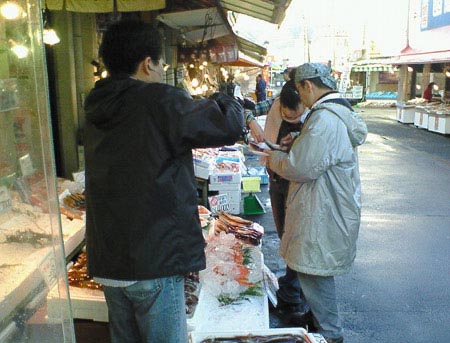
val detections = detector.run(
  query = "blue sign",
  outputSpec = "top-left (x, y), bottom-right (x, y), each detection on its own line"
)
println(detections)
top-left (421, 0), bottom-right (450, 31)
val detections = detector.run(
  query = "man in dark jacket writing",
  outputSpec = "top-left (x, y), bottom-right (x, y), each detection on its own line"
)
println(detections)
top-left (84, 20), bottom-right (244, 343)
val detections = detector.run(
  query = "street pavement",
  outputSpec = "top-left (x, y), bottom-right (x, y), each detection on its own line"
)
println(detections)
top-left (242, 108), bottom-right (450, 343)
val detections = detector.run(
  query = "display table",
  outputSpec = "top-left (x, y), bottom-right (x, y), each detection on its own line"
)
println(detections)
top-left (427, 111), bottom-right (450, 134)
top-left (396, 103), bottom-right (415, 123)
top-left (414, 106), bottom-right (429, 129)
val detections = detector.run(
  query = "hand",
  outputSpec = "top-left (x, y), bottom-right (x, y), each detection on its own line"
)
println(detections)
top-left (248, 120), bottom-right (264, 143)
top-left (280, 133), bottom-right (294, 149)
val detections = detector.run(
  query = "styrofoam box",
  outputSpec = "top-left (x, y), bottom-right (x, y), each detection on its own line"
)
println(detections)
top-left (47, 284), bottom-right (108, 322)
top-left (218, 190), bottom-right (242, 204)
top-left (396, 105), bottom-right (415, 123)
top-left (414, 110), bottom-right (429, 129)
top-left (208, 182), bottom-right (241, 192)
top-left (194, 164), bottom-right (210, 180)
top-left (427, 113), bottom-right (450, 134)
top-left (209, 172), bottom-right (242, 185)
top-left (226, 201), bottom-right (241, 215)
top-left (190, 328), bottom-right (327, 343)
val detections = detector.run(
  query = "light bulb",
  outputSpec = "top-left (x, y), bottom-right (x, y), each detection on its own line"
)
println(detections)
top-left (1, 2), bottom-right (22, 20)
top-left (192, 78), bottom-right (199, 87)
top-left (43, 29), bottom-right (60, 45)
top-left (11, 45), bottom-right (29, 58)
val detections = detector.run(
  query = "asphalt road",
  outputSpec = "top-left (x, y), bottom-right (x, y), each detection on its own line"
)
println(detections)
top-left (243, 108), bottom-right (450, 342)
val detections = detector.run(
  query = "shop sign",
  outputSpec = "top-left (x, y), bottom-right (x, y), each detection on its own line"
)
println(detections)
top-left (421, 0), bottom-right (450, 31)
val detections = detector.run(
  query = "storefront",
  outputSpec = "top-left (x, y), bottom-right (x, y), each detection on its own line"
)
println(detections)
top-left (0, 1), bottom-right (303, 342)
top-left (389, 0), bottom-right (450, 130)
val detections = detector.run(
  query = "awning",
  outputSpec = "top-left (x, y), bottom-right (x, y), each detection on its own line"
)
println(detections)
top-left (388, 49), bottom-right (450, 65)
top-left (46, 0), bottom-right (166, 12)
top-left (157, 7), bottom-right (267, 67)
top-left (157, 7), bottom-right (229, 43)
top-left (213, 34), bottom-right (267, 65)
top-left (219, 0), bottom-right (292, 26)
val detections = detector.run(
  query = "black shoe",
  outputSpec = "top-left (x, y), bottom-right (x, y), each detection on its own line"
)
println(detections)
top-left (276, 297), bottom-right (310, 315)
top-left (289, 310), bottom-right (317, 331)
top-left (323, 337), bottom-right (344, 343)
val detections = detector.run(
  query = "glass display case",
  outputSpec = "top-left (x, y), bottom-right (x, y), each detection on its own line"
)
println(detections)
top-left (0, 1), bottom-right (76, 342)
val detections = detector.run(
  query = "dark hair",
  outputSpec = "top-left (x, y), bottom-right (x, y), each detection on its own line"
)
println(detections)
top-left (288, 68), bottom-right (296, 81)
top-left (99, 20), bottom-right (162, 75)
top-left (299, 77), bottom-right (330, 90)
top-left (279, 80), bottom-right (301, 110)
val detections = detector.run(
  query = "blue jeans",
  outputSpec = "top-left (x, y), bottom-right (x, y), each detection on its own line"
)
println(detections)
top-left (103, 276), bottom-right (188, 343)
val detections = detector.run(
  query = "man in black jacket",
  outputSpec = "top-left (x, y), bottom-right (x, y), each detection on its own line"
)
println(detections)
top-left (84, 20), bottom-right (243, 343)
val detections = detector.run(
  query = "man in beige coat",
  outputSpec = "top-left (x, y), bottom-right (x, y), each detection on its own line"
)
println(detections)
top-left (266, 63), bottom-right (368, 343)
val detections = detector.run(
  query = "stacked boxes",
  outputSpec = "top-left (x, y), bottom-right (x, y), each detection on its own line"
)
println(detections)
top-left (209, 149), bottom-right (244, 215)
top-left (209, 174), bottom-right (242, 215)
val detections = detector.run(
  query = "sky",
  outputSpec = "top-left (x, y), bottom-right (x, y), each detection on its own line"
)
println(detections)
top-left (233, 0), bottom-right (410, 67)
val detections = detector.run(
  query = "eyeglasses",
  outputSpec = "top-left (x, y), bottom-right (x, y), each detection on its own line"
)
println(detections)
top-left (162, 62), bottom-right (170, 72)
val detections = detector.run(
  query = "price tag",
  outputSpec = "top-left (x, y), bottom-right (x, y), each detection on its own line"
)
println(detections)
top-left (208, 194), bottom-right (230, 214)
top-left (19, 154), bottom-right (34, 177)
top-left (0, 186), bottom-right (12, 213)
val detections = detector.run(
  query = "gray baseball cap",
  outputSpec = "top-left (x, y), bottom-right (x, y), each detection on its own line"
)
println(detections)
top-left (294, 63), bottom-right (337, 90)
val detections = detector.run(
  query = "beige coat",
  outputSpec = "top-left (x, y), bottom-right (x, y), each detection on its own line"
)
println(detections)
top-left (268, 99), bottom-right (368, 276)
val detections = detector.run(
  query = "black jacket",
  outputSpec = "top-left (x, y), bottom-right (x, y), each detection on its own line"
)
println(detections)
top-left (84, 75), bottom-right (243, 280)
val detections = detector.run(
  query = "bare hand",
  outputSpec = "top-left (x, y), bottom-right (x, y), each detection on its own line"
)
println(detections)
top-left (280, 133), bottom-right (294, 149)
top-left (248, 120), bottom-right (265, 143)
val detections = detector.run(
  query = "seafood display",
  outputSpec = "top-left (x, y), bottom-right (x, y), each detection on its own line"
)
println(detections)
top-left (199, 334), bottom-right (305, 342)
top-left (67, 252), bottom-right (103, 290)
top-left (185, 272), bottom-right (200, 317)
top-left (213, 211), bottom-right (264, 246)
top-left (63, 192), bottom-right (85, 210)
top-left (202, 231), bottom-right (263, 306)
